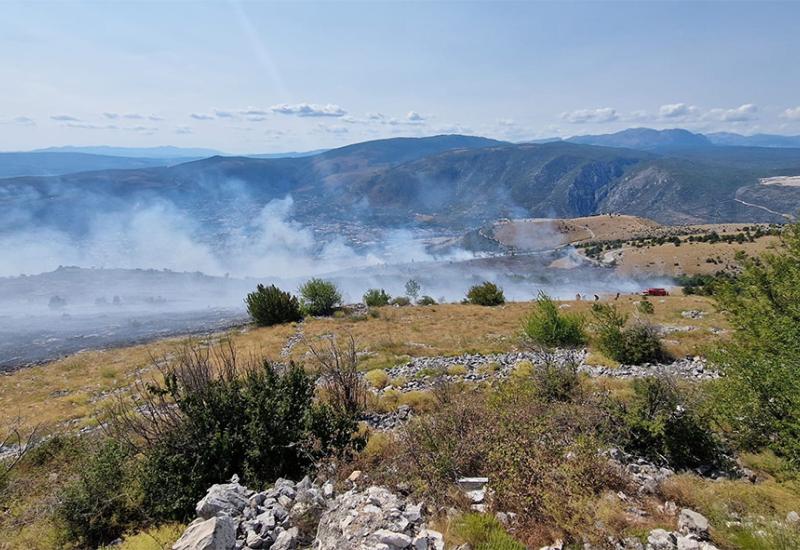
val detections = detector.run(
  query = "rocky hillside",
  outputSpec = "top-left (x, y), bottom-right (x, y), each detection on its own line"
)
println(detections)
top-left (3, 134), bottom-right (800, 240)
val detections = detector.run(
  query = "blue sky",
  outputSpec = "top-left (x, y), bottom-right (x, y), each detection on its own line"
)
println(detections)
top-left (2, 1), bottom-right (800, 153)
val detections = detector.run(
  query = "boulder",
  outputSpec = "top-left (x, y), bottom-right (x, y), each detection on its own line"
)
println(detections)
top-left (196, 480), bottom-right (251, 519)
top-left (173, 516), bottom-right (237, 550)
top-left (272, 526), bottom-right (299, 550)
top-left (678, 509), bottom-right (710, 539)
top-left (646, 529), bottom-right (675, 550)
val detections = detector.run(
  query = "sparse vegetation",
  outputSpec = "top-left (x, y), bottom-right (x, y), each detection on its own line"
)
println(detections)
top-left (245, 284), bottom-right (302, 326)
top-left (521, 292), bottom-right (586, 348)
top-left (299, 278), bottom-right (342, 316)
top-left (417, 295), bottom-right (437, 306)
top-left (363, 288), bottom-right (391, 307)
top-left (637, 298), bottom-right (654, 315)
top-left (466, 281), bottom-right (505, 306)
top-left (390, 296), bottom-right (411, 306)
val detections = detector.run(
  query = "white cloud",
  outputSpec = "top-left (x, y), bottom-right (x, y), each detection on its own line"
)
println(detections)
top-left (270, 103), bottom-right (346, 117)
top-left (406, 110), bottom-right (424, 122)
top-left (104, 112), bottom-right (163, 121)
top-left (780, 106), bottom-right (800, 120)
top-left (175, 126), bottom-right (193, 134)
top-left (706, 103), bottom-right (758, 122)
top-left (317, 124), bottom-right (348, 134)
top-left (561, 107), bottom-right (619, 124)
top-left (190, 113), bottom-right (214, 120)
top-left (62, 122), bottom-right (118, 130)
top-left (213, 109), bottom-right (236, 119)
top-left (658, 103), bottom-right (701, 119)
top-left (51, 114), bottom-right (81, 122)
top-left (0, 116), bottom-right (35, 126)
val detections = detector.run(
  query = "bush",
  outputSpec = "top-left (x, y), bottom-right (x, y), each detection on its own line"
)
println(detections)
top-left (365, 369), bottom-right (390, 389)
top-left (396, 382), bottom-right (624, 544)
top-left (390, 296), bottom-right (411, 306)
top-left (591, 303), bottom-right (665, 364)
top-left (466, 281), bottom-right (505, 306)
top-left (522, 292), bottom-right (586, 348)
top-left (245, 284), bottom-right (302, 326)
top-left (710, 222), bottom-right (800, 464)
top-left (299, 278), bottom-right (342, 316)
top-left (108, 343), bottom-right (358, 522)
top-left (417, 295), bottom-right (437, 306)
top-left (58, 440), bottom-right (142, 547)
top-left (637, 299), bottom-right (655, 315)
top-left (363, 288), bottom-right (391, 307)
top-left (620, 377), bottom-right (727, 470)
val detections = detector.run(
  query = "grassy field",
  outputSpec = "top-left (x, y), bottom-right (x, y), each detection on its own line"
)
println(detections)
top-left (0, 294), bottom-right (725, 435)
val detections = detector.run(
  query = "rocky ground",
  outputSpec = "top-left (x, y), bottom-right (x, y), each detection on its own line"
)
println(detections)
top-left (379, 350), bottom-right (717, 395)
top-left (171, 465), bottom-right (734, 550)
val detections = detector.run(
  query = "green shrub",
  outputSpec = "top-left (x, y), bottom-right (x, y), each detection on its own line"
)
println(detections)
top-left (417, 295), bottom-right (437, 306)
top-left (522, 292), bottom-right (586, 348)
top-left (112, 345), bottom-right (358, 522)
top-left (637, 299), bottom-right (655, 315)
top-left (710, 222), bottom-right (800, 464)
top-left (299, 278), bottom-right (342, 316)
top-left (390, 296), bottom-right (411, 306)
top-left (363, 288), bottom-right (391, 307)
top-left (58, 440), bottom-right (142, 547)
top-left (591, 303), bottom-right (665, 364)
top-left (620, 377), bottom-right (727, 471)
top-left (245, 284), bottom-right (302, 326)
top-left (466, 282), bottom-right (505, 306)
top-left (454, 513), bottom-right (525, 550)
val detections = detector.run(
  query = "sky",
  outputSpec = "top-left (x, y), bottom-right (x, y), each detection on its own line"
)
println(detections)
top-left (2, 0), bottom-right (800, 154)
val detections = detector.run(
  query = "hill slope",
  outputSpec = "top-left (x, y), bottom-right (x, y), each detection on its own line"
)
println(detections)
top-left (2, 136), bottom-right (800, 240)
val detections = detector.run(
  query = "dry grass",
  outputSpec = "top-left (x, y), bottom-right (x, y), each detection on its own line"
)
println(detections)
top-left (613, 236), bottom-right (781, 276)
top-left (0, 296), bottom-right (723, 434)
top-left (660, 471), bottom-right (800, 549)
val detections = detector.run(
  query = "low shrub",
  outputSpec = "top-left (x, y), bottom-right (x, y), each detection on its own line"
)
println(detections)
top-left (466, 282), bottom-right (505, 306)
top-left (522, 292), bottom-right (586, 348)
top-left (446, 365), bottom-right (468, 376)
top-left (245, 284), bottom-right (302, 326)
top-left (363, 288), bottom-right (391, 307)
top-left (620, 377), bottom-right (727, 471)
top-left (365, 368), bottom-right (390, 389)
top-left (390, 296), bottom-right (411, 306)
top-left (417, 295), bottom-right (437, 306)
top-left (58, 440), bottom-right (142, 547)
top-left (591, 303), bottom-right (665, 364)
top-left (637, 299), bottom-right (655, 315)
top-left (396, 382), bottom-right (625, 545)
top-left (299, 278), bottom-right (342, 316)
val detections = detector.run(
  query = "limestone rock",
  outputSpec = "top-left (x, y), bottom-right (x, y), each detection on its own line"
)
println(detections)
top-left (172, 516), bottom-right (237, 550)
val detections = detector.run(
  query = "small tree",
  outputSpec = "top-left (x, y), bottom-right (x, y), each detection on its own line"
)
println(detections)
top-left (405, 279), bottom-right (421, 301)
top-left (522, 292), bottom-right (586, 348)
top-left (711, 222), bottom-right (800, 463)
top-left (363, 288), bottom-right (391, 307)
top-left (299, 278), bottom-right (342, 316)
top-left (591, 303), bottom-right (665, 364)
top-left (637, 299), bottom-right (655, 315)
top-left (466, 281), bottom-right (505, 306)
top-left (245, 284), bottom-right (302, 326)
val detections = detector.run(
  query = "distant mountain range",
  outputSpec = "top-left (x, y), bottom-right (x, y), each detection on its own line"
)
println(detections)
top-left (566, 128), bottom-right (800, 150)
top-left (2, 132), bottom-right (800, 239)
top-left (32, 145), bottom-right (224, 158)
